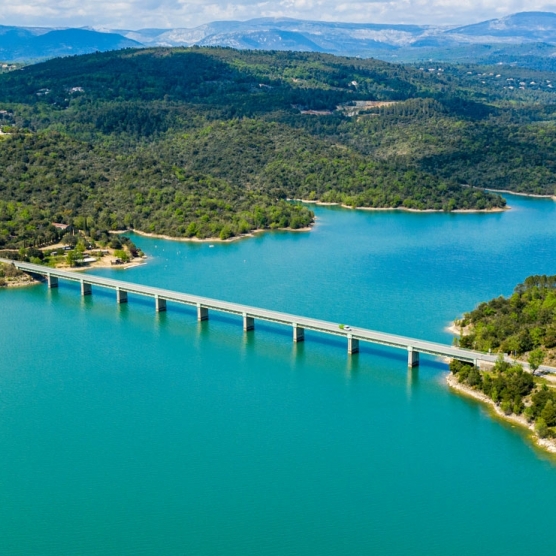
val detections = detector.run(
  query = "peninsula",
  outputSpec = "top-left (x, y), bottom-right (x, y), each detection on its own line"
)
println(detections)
top-left (449, 275), bottom-right (556, 453)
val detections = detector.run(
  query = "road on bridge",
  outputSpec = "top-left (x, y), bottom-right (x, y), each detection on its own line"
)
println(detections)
top-left (2, 257), bottom-right (555, 374)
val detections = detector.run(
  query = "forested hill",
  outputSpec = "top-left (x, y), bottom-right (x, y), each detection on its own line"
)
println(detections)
top-left (2, 47), bottom-right (555, 247)
top-left (455, 275), bottom-right (556, 365)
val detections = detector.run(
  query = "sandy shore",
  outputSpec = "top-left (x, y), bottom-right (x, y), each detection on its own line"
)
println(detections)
top-left (117, 226), bottom-right (313, 244)
top-left (58, 257), bottom-right (147, 272)
top-left (446, 373), bottom-right (556, 455)
top-left (291, 199), bottom-right (508, 214)
top-left (446, 323), bottom-right (462, 335)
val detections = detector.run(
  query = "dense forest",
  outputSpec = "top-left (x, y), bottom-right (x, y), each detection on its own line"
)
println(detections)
top-left (2, 47), bottom-right (556, 247)
top-left (455, 275), bottom-right (556, 364)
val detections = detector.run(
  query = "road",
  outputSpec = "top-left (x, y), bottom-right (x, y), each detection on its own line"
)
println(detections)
top-left (2, 258), bottom-right (555, 373)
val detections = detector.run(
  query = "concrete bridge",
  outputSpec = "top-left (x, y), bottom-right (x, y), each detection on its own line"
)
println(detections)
top-left (3, 258), bottom-right (552, 372)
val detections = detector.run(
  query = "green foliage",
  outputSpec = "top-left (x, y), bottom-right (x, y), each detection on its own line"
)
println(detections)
top-left (450, 357), bottom-right (556, 439)
top-left (535, 418), bottom-right (549, 439)
top-left (457, 275), bottom-right (556, 357)
top-left (113, 249), bottom-right (129, 262)
top-left (65, 250), bottom-right (80, 267)
top-left (9, 46), bottom-right (556, 247)
top-left (528, 348), bottom-right (546, 373)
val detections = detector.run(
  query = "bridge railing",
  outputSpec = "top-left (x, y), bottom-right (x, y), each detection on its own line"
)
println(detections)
top-left (3, 258), bottom-right (554, 373)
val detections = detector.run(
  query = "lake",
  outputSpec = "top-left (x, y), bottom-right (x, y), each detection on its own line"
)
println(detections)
top-left (1, 193), bottom-right (556, 555)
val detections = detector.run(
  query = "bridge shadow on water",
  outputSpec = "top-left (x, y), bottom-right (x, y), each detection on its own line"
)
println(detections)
top-left (44, 280), bottom-right (448, 376)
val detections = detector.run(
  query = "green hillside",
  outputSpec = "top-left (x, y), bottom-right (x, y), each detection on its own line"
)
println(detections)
top-left (4, 47), bottom-right (556, 247)
top-left (455, 275), bottom-right (556, 365)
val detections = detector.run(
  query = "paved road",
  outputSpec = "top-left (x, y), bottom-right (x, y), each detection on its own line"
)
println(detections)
top-left (3, 258), bottom-right (555, 373)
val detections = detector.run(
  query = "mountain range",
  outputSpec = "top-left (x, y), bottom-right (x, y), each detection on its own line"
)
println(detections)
top-left (0, 27), bottom-right (139, 62)
top-left (3, 12), bottom-right (556, 63)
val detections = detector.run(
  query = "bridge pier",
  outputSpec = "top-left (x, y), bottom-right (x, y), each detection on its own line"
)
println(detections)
top-left (197, 304), bottom-right (209, 321)
top-left (408, 347), bottom-right (419, 367)
top-left (293, 324), bottom-right (305, 342)
top-left (243, 314), bottom-right (254, 331)
top-left (46, 274), bottom-right (58, 288)
top-left (81, 281), bottom-right (92, 296)
top-left (116, 288), bottom-right (128, 304)
top-left (348, 335), bottom-right (359, 355)
top-left (155, 295), bottom-right (166, 312)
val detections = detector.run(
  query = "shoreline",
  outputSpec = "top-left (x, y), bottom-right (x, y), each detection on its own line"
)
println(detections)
top-left (484, 188), bottom-right (556, 200)
top-left (64, 257), bottom-right (147, 272)
top-left (1, 276), bottom-right (42, 288)
top-left (446, 373), bottom-right (556, 455)
top-left (291, 199), bottom-right (508, 214)
top-left (0, 261), bottom-right (43, 288)
top-left (114, 225), bottom-right (313, 244)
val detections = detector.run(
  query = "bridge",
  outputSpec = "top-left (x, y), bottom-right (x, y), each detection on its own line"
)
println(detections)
top-left (3, 258), bottom-right (552, 373)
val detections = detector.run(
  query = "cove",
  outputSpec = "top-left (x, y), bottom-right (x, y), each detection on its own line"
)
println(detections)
top-left (1, 193), bottom-right (556, 556)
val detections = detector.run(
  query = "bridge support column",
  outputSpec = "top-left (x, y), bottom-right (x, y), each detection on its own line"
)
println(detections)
top-left (408, 347), bottom-right (419, 367)
top-left (197, 304), bottom-right (209, 321)
top-left (243, 314), bottom-right (254, 331)
top-left (348, 335), bottom-right (359, 355)
top-left (81, 281), bottom-right (92, 296)
top-left (293, 324), bottom-right (305, 342)
top-left (46, 274), bottom-right (58, 288)
top-left (155, 296), bottom-right (166, 312)
top-left (116, 288), bottom-right (128, 304)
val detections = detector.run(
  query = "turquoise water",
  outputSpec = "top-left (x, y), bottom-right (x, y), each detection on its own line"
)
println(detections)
top-left (1, 194), bottom-right (556, 555)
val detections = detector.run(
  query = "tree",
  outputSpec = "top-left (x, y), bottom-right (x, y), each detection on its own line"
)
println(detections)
top-left (528, 348), bottom-right (545, 375)
top-left (541, 399), bottom-right (556, 427)
top-left (62, 233), bottom-right (77, 247)
top-left (66, 250), bottom-right (79, 267)
top-left (113, 249), bottom-right (129, 262)
top-left (535, 417), bottom-right (548, 439)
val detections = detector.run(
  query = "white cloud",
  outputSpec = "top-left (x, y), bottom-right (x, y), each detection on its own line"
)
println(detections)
top-left (0, 0), bottom-right (555, 30)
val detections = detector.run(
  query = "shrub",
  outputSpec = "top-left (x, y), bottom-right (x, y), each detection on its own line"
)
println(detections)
top-left (523, 406), bottom-right (534, 422)
top-left (535, 418), bottom-right (548, 439)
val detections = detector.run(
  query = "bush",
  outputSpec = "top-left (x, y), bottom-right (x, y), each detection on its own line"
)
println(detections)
top-left (524, 406), bottom-right (534, 422)
top-left (219, 226), bottom-right (234, 240)
top-left (535, 418), bottom-right (548, 438)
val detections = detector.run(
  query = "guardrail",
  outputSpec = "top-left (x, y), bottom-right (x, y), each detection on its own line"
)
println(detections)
top-left (3, 257), bottom-right (554, 373)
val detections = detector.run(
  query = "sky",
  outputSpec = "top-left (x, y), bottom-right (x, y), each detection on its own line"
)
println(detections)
top-left (1, 0), bottom-right (556, 30)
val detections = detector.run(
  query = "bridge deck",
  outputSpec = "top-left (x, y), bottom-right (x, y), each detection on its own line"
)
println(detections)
top-left (3, 258), bottom-right (554, 373)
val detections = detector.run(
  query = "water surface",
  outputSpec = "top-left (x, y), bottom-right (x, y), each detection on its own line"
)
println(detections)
top-left (1, 193), bottom-right (555, 555)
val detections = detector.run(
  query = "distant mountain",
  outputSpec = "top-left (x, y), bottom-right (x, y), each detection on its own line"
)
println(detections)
top-left (121, 18), bottom-right (438, 55)
top-left (448, 11), bottom-right (556, 42)
top-left (0, 27), bottom-right (140, 62)
top-left (4, 12), bottom-right (556, 65)
top-left (118, 12), bottom-right (556, 51)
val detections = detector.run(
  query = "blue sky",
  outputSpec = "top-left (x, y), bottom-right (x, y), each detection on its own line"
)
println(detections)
top-left (1, 1), bottom-right (555, 30)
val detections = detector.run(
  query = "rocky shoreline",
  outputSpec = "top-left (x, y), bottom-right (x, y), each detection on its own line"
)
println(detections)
top-left (0, 262), bottom-right (42, 288)
top-left (446, 373), bottom-right (556, 455)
